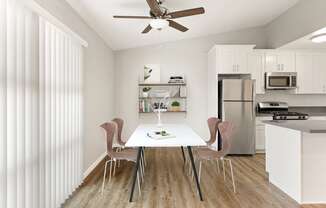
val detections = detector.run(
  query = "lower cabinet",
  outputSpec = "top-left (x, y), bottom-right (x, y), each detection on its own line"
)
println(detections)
top-left (255, 117), bottom-right (272, 153)
top-left (256, 125), bottom-right (265, 153)
top-left (256, 116), bottom-right (326, 153)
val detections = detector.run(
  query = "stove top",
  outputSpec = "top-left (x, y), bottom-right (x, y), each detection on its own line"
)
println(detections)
top-left (273, 112), bottom-right (309, 120)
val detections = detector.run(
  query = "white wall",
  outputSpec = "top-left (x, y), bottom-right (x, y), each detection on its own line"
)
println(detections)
top-left (34, 0), bottom-right (115, 172)
top-left (114, 27), bottom-right (267, 140)
top-left (265, 0), bottom-right (326, 49)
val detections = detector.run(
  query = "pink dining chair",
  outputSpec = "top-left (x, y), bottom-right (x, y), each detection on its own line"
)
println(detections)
top-left (112, 118), bottom-right (126, 146)
top-left (100, 122), bottom-right (143, 195)
top-left (112, 118), bottom-right (147, 170)
top-left (195, 121), bottom-right (236, 193)
top-left (186, 117), bottom-right (220, 174)
top-left (206, 117), bottom-right (221, 146)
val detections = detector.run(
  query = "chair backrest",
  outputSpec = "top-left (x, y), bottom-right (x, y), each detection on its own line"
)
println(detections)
top-left (100, 122), bottom-right (116, 157)
top-left (112, 118), bottom-right (125, 146)
top-left (218, 121), bottom-right (235, 157)
top-left (206, 117), bottom-right (221, 145)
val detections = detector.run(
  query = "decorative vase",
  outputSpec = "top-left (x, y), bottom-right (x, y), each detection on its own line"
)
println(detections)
top-left (143, 92), bottom-right (148, 98)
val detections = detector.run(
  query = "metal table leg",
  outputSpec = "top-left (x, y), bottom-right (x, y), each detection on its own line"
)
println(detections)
top-left (187, 146), bottom-right (203, 201)
top-left (129, 147), bottom-right (142, 202)
top-left (181, 147), bottom-right (186, 164)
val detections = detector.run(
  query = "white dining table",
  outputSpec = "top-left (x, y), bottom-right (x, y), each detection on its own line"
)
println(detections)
top-left (125, 124), bottom-right (207, 202)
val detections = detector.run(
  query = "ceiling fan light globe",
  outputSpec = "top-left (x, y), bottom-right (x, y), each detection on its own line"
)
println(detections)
top-left (150, 19), bottom-right (169, 29)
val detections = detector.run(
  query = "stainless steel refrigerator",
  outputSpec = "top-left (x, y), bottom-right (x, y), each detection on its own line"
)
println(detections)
top-left (218, 79), bottom-right (255, 155)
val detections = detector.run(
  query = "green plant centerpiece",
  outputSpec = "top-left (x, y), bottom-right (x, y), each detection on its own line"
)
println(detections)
top-left (171, 100), bottom-right (181, 112)
top-left (142, 87), bottom-right (151, 97)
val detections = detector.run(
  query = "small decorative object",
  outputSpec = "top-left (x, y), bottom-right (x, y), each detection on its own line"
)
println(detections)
top-left (142, 87), bottom-right (151, 97)
top-left (171, 101), bottom-right (181, 112)
top-left (147, 130), bottom-right (176, 140)
top-left (144, 64), bottom-right (160, 83)
top-left (168, 75), bottom-right (185, 84)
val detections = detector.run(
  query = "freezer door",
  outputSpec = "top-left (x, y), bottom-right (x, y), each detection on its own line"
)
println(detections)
top-left (222, 79), bottom-right (254, 101)
top-left (223, 101), bottom-right (255, 155)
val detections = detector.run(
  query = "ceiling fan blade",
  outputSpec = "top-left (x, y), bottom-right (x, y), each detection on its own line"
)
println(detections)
top-left (167, 7), bottom-right (205, 19)
top-left (146, 0), bottom-right (163, 16)
top-left (142, 25), bottom-right (152, 34)
top-left (113, 15), bottom-right (153, 19)
top-left (168, 20), bottom-right (188, 32)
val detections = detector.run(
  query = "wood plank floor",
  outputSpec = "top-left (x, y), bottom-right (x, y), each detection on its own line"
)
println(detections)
top-left (63, 148), bottom-right (326, 208)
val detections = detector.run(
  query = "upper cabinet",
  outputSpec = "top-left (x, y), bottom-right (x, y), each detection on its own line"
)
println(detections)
top-left (312, 53), bottom-right (326, 94)
top-left (208, 45), bottom-right (326, 104)
top-left (217, 45), bottom-right (255, 74)
top-left (295, 52), bottom-right (326, 94)
top-left (265, 51), bottom-right (295, 72)
top-left (248, 51), bottom-right (265, 94)
top-left (295, 53), bottom-right (314, 94)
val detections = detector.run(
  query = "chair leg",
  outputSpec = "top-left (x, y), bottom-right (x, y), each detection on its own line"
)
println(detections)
top-left (141, 153), bottom-right (145, 177)
top-left (198, 161), bottom-right (202, 184)
top-left (139, 157), bottom-right (144, 182)
top-left (117, 148), bottom-right (121, 168)
top-left (137, 171), bottom-right (141, 197)
top-left (142, 148), bottom-right (147, 167)
top-left (222, 158), bottom-right (226, 181)
top-left (101, 160), bottom-right (110, 194)
top-left (216, 159), bottom-right (220, 174)
top-left (109, 159), bottom-right (113, 182)
top-left (113, 159), bottom-right (117, 176)
top-left (226, 159), bottom-right (236, 193)
top-left (188, 157), bottom-right (193, 176)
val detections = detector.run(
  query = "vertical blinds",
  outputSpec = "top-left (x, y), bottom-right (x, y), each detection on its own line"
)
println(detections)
top-left (0, 0), bottom-right (84, 208)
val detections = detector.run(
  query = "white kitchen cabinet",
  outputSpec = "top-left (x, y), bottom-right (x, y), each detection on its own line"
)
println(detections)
top-left (219, 47), bottom-right (236, 73)
top-left (295, 53), bottom-right (314, 94)
top-left (217, 45), bottom-right (255, 74)
top-left (296, 53), bottom-right (326, 94)
top-left (312, 54), bottom-right (326, 94)
top-left (265, 51), bottom-right (295, 72)
top-left (255, 117), bottom-right (272, 153)
top-left (256, 125), bottom-right (266, 153)
top-left (248, 51), bottom-right (265, 94)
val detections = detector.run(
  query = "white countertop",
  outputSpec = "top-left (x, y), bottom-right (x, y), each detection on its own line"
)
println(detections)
top-left (263, 120), bottom-right (326, 133)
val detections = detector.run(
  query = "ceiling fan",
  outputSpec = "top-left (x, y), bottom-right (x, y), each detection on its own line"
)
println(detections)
top-left (113, 0), bottom-right (205, 34)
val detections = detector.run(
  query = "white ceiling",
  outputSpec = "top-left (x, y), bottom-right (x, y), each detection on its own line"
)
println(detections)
top-left (66, 0), bottom-right (300, 50)
top-left (281, 27), bottom-right (326, 49)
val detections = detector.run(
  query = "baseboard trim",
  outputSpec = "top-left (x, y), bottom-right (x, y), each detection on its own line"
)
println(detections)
top-left (83, 152), bottom-right (107, 181)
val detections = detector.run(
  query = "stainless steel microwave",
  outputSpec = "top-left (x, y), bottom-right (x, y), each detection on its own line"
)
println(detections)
top-left (265, 72), bottom-right (297, 90)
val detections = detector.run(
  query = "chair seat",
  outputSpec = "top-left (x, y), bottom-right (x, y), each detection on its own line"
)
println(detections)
top-left (111, 148), bottom-right (138, 162)
top-left (195, 148), bottom-right (224, 160)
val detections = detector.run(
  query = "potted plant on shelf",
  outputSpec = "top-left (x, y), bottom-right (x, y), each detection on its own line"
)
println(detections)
top-left (142, 87), bottom-right (151, 97)
top-left (171, 101), bottom-right (181, 112)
